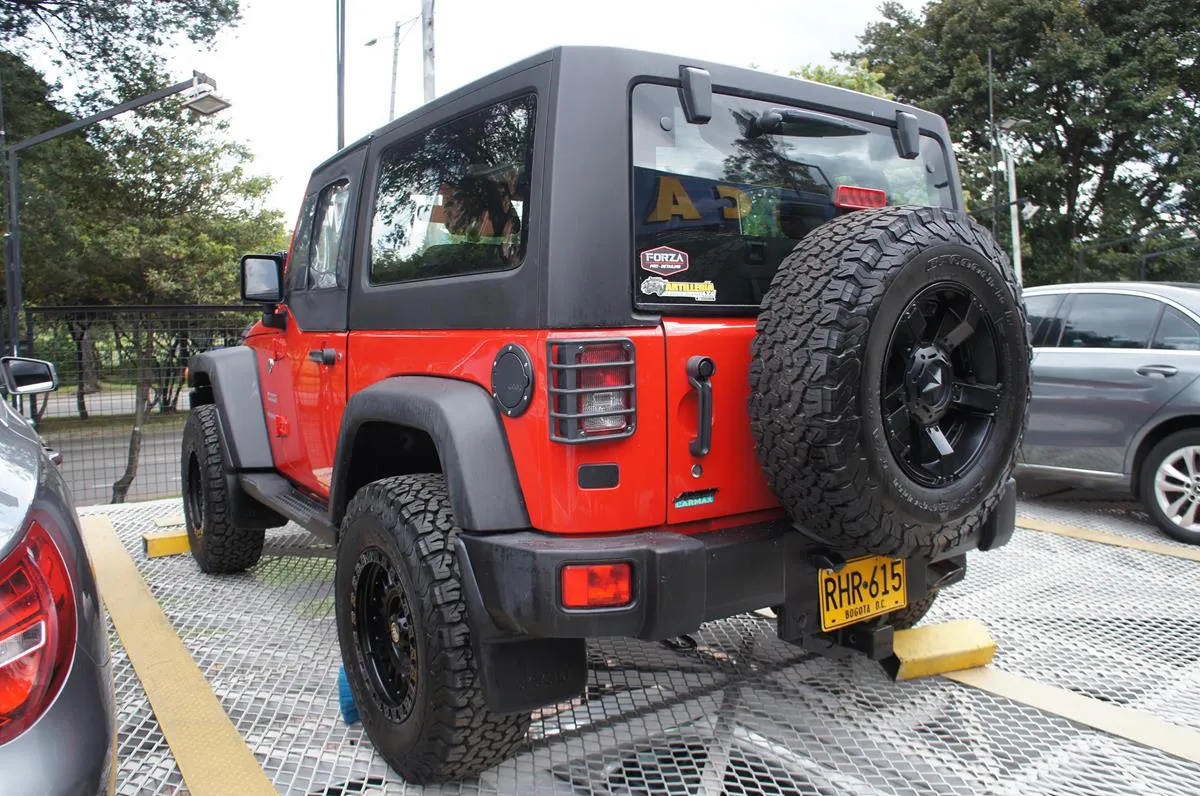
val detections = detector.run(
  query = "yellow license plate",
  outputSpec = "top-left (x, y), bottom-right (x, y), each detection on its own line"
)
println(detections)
top-left (818, 556), bottom-right (907, 631)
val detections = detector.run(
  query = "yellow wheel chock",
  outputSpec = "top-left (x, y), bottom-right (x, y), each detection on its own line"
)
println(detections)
top-left (883, 618), bottom-right (996, 681)
top-left (142, 530), bottom-right (190, 558)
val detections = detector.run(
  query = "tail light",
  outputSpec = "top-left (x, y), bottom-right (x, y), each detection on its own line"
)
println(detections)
top-left (834, 184), bottom-right (888, 210)
top-left (561, 562), bottom-right (633, 608)
top-left (548, 339), bottom-right (636, 443)
top-left (0, 520), bottom-right (75, 744)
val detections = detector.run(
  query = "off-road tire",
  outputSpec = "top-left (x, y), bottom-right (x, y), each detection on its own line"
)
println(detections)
top-left (335, 474), bottom-right (530, 783)
top-left (1138, 429), bottom-right (1200, 545)
top-left (749, 206), bottom-right (1031, 559)
top-left (180, 404), bottom-right (266, 573)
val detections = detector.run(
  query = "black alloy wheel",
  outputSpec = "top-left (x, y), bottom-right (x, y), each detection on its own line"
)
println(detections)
top-left (352, 548), bottom-right (419, 723)
top-left (881, 282), bottom-right (1003, 489)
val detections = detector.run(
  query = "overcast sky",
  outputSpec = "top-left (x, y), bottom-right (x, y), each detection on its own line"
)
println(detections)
top-left (160, 0), bottom-right (927, 224)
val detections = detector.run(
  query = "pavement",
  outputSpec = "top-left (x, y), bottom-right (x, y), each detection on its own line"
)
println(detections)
top-left (42, 421), bottom-right (185, 506)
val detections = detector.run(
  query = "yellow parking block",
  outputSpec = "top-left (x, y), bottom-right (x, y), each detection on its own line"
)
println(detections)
top-left (885, 618), bottom-right (996, 681)
top-left (142, 531), bottom-right (190, 558)
top-left (153, 514), bottom-right (186, 528)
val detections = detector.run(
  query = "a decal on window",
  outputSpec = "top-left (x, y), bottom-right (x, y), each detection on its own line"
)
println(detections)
top-left (639, 245), bottom-right (690, 276)
top-left (640, 277), bottom-right (717, 302)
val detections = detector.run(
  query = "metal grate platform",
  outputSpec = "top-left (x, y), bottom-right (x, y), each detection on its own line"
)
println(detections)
top-left (81, 497), bottom-right (1200, 796)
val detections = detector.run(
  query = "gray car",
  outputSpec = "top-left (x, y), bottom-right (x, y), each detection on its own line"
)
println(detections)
top-left (1019, 281), bottom-right (1200, 544)
top-left (0, 357), bottom-right (116, 794)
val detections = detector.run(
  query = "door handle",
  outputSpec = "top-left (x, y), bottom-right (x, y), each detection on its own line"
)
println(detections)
top-left (308, 348), bottom-right (338, 366)
top-left (1136, 364), bottom-right (1178, 378)
top-left (687, 356), bottom-right (716, 458)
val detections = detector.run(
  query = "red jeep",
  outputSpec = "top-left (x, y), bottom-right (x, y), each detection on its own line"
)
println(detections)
top-left (182, 46), bottom-right (1030, 783)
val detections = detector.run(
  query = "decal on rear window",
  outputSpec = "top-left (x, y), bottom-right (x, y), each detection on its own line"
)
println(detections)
top-left (640, 277), bottom-right (717, 302)
top-left (639, 245), bottom-right (690, 276)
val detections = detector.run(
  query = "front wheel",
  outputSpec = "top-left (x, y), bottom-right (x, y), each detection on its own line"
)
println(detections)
top-left (1140, 430), bottom-right (1200, 545)
top-left (334, 474), bottom-right (530, 783)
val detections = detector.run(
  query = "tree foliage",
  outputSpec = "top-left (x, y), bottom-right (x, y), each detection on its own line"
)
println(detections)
top-left (842, 0), bottom-right (1200, 285)
top-left (791, 61), bottom-right (892, 99)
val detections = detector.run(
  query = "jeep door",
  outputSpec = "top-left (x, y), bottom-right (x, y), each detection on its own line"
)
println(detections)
top-left (270, 148), bottom-right (365, 495)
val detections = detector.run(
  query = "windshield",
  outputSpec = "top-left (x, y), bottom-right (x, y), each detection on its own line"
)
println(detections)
top-left (631, 83), bottom-right (955, 310)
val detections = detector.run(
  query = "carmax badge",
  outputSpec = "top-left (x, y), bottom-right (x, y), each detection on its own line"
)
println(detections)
top-left (640, 245), bottom-right (690, 276)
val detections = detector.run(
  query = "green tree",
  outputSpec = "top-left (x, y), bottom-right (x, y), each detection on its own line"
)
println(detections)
top-left (842, 0), bottom-right (1200, 285)
top-left (791, 61), bottom-right (892, 98)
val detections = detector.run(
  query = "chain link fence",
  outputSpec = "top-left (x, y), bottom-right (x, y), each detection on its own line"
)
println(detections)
top-left (18, 305), bottom-right (260, 506)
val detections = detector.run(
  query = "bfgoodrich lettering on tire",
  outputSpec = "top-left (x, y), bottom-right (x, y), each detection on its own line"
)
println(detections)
top-left (748, 206), bottom-right (1031, 559)
top-left (335, 474), bottom-right (530, 783)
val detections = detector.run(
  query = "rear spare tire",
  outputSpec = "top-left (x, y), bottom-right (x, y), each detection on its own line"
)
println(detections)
top-left (748, 206), bottom-right (1030, 558)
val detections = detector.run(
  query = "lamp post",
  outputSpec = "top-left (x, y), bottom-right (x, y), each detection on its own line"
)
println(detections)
top-left (2, 72), bottom-right (230, 356)
top-left (998, 118), bottom-right (1031, 285)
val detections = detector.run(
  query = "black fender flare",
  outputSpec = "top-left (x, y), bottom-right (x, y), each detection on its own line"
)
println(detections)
top-left (187, 346), bottom-right (274, 471)
top-left (329, 376), bottom-right (531, 531)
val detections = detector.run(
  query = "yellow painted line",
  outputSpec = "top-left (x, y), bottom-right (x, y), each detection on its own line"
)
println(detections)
top-left (1017, 516), bottom-right (1200, 562)
top-left (890, 619), bottom-right (996, 681)
top-left (142, 531), bottom-right (191, 558)
top-left (82, 515), bottom-right (277, 796)
top-left (945, 665), bottom-right (1200, 765)
top-left (153, 514), bottom-right (185, 528)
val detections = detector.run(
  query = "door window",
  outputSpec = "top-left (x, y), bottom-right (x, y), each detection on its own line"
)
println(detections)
top-left (369, 94), bottom-right (536, 285)
top-left (1152, 306), bottom-right (1200, 350)
top-left (1023, 293), bottom-right (1064, 347)
top-left (1059, 294), bottom-right (1161, 349)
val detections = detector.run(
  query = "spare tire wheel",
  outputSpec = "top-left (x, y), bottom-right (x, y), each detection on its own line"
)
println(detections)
top-left (748, 206), bottom-right (1031, 559)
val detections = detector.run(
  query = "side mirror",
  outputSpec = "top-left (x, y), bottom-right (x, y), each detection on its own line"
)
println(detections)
top-left (0, 357), bottom-right (58, 395)
top-left (241, 254), bottom-right (285, 303)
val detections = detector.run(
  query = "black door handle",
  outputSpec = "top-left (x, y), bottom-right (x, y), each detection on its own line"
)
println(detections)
top-left (687, 356), bottom-right (716, 457)
top-left (1136, 364), bottom-right (1178, 378)
top-left (308, 348), bottom-right (338, 366)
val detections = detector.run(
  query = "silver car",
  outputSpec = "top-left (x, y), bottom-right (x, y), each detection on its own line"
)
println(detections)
top-left (1019, 282), bottom-right (1200, 544)
top-left (0, 357), bottom-right (116, 794)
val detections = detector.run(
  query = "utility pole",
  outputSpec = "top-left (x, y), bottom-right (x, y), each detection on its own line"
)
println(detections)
top-left (389, 20), bottom-right (401, 120)
top-left (0, 71), bottom-right (12, 356)
top-left (336, 0), bottom-right (346, 149)
top-left (1003, 144), bottom-right (1022, 285)
top-left (422, 0), bottom-right (435, 103)
top-left (987, 47), bottom-right (998, 238)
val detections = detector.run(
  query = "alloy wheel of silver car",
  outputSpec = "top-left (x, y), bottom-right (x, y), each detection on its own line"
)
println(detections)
top-left (1153, 444), bottom-right (1200, 532)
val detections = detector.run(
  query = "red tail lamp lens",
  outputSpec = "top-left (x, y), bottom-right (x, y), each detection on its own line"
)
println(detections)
top-left (561, 563), bottom-right (633, 608)
top-left (834, 185), bottom-right (888, 210)
top-left (0, 520), bottom-right (75, 744)
top-left (578, 345), bottom-right (631, 435)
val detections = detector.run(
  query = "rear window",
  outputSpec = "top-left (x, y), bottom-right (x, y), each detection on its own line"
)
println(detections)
top-left (631, 83), bottom-right (954, 310)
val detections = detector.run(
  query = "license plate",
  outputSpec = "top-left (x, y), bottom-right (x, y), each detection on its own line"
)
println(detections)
top-left (818, 556), bottom-right (907, 632)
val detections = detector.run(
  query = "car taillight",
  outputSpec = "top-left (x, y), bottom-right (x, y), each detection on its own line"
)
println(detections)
top-left (834, 184), bottom-right (888, 210)
top-left (561, 563), bottom-right (633, 608)
top-left (0, 520), bottom-right (75, 745)
top-left (548, 339), bottom-right (636, 443)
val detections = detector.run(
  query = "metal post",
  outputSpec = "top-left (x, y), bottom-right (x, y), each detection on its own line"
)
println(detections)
top-left (987, 47), bottom-right (998, 238)
top-left (336, 0), bottom-right (346, 149)
top-left (1004, 145), bottom-right (1022, 285)
top-left (422, 0), bottom-right (435, 103)
top-left (389, 20), bottom-right (401, 120)
top-left (6, 152), bottom-right (20, 355)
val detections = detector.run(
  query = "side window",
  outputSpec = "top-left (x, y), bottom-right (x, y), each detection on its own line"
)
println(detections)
top-left (308, 180), bottom-right (351, 290)
top-left (1060, 293), bottom-right (1160, 349)
top-left (1023, 294), bottom-right (1064, 347)
top-left (1152, 306), bottom-right (1200, 350)
top-left (285, 192), bottom-right (319, 294)
top-left (369, 94), bottom-right (536, 285)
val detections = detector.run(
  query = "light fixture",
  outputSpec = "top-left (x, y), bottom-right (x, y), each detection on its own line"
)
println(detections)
top-left (1000, 117), bottom-right (1031, 133)
top-left (183, 89), bottom-right (232, 116)
top-left (1021, 201), bottom-right (1041, 221)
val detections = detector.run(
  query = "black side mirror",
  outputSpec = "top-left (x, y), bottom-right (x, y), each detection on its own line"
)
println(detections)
top-left (240, 254), bottom-right (285, 303)
top-left (0, 357), bottom-right (58, 395)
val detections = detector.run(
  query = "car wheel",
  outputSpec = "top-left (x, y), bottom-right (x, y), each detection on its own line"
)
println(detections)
top-left (1139, 430), bottom-right (1200, 545)
top-left (748, 206), bottom-right (1032, 559)
top-left (334, 474), bottom-right (530, 783)
top-left (180, 404), bottom-right (266, 573)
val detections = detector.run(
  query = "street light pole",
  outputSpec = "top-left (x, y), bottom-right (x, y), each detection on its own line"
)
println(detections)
top-left (389, 19), bottom-right (401, 120)
top-left (2, 73), bottom-right (229, 356)
top-left (1003, 141), bottom-right (1022, 285)
top-left (422, 0), bottom-right (435, 103)
top-left (336, 0), bottom-right (346, 149)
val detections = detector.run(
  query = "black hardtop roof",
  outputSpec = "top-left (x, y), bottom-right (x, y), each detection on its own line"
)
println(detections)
top-left (310, 44), bottom-right (945, 175)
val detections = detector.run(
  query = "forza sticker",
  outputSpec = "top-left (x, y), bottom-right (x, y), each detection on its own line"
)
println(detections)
top-left (640, 245), bottom-right (690, 276)
top-left (641, 277), bottom-right (717, 302)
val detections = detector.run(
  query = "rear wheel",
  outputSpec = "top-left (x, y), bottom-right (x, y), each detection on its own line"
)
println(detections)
top-left (748, 206), bottom-right (1031, 559)
top-left (335, 474), bottom-right (530, 783)
top-left (1140, 430), bottom-right (1200, 545)
top-left (180, 405), bottom-right (265, 573)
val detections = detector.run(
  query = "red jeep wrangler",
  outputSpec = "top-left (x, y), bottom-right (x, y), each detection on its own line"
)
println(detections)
top-left (182, 46), bottom-right (1030, 783)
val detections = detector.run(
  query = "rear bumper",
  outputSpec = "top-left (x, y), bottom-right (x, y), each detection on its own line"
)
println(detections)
top-left (457, 478), bottom-right (1016, 644)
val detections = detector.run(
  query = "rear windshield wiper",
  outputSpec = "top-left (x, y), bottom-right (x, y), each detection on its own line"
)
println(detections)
top-left (747, 108), bottom-right (870, 139)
